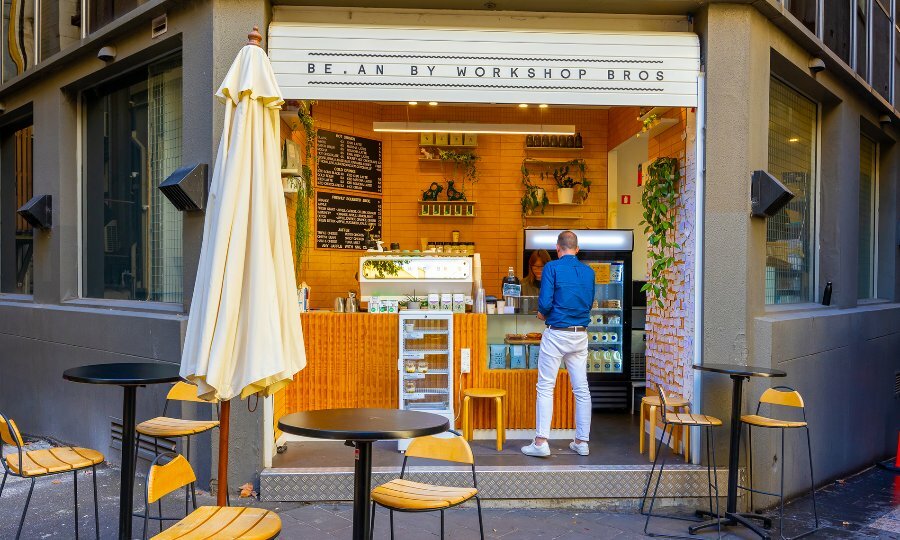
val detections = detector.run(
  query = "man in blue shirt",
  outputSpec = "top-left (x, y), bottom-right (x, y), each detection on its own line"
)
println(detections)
top-left (522, 231), bottom-right (595, 457)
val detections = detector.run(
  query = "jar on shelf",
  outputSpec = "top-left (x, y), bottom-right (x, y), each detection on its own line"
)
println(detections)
top-left (405, 380), bottom-right (417, 393)
top-left (405, 359), bottom-right (417, 373)
top-left (417, 359), bottom-right (429, 373)
top-left (435, 242), bottom-right (444, 254)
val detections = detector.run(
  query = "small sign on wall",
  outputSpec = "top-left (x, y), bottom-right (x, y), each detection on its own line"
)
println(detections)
top-left (621, 195), bottom-right (631, 205)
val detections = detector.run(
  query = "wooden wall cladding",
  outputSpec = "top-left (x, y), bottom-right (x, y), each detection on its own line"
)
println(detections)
top-left (274, 313), bottom-right (576, 436)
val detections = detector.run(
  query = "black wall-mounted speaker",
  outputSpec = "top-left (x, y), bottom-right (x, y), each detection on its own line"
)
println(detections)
top-left (17, 194), bottom-right (51, 229)
top-left (751, 169), bottom-right (795, 217)
top-left (159, 163), bottom-right (208, 212)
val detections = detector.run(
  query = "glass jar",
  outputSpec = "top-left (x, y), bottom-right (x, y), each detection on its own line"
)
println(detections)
top-left (435, 242), bottom-right (444, 254)
top-left (405, 359), bottom-right (417, 373)
top-left (427, 241), bottom-right (435, 252)
top-left (417, 359), bottom-right (429, 373)
top-left (405, 380), bottom-right (417, 393)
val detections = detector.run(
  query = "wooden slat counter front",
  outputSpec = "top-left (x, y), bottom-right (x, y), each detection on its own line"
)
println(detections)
top-left (273, 312), bottom-right (575, 439)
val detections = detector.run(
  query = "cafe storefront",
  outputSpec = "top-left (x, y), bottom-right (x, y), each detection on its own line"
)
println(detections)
top-left (259, 6), bottom-right (712, 503)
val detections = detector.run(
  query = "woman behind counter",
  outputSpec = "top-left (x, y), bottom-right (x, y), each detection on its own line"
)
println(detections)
top-left (521, 249), bottom-right (552, 297)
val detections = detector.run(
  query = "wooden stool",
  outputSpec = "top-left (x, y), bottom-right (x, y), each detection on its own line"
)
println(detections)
top-left (640, 391), bottom-right (691, 462)
top-left (461, 388), bottom-right (506, 451)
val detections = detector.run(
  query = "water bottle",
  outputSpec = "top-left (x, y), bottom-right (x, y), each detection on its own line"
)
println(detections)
top-left (501, 267), bottom-right (521, 297)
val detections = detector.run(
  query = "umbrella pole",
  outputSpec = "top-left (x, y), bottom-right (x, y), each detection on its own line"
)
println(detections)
top-left (217, 399), bottom-right (230, 506)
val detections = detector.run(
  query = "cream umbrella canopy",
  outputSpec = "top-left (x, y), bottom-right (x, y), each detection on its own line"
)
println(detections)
top-left (180, 27), bottom-right (306, 504)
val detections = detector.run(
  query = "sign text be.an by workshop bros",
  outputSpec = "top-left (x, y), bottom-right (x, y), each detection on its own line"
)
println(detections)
top-left (307, 63), bottom-right (666, 81)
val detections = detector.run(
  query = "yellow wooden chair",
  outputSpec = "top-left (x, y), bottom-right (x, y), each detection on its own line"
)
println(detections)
top-left (639, 388), bottom-right (723, 539)
top-left (141, 452), bottom-right (281, 540)
top-left (370, 432), bottom-right (484, 539)
top-left (740, 386), bottom-right (819, 540)
top-left (0, 412), bottom-right (103, 539)
top-left (136, 381), bottom-right (220, 520)
top-left (640, 384), bottom-right (691, 462)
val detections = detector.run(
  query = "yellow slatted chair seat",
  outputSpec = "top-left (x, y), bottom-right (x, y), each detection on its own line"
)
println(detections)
top-left (137, 417), bottom-right (220, 437)
top-left (150, 506), bottom-right (281, 540)
top-left (641, 395), bottom-right (689, 408)
top-left (371, 479), bottom-right (478, 511)
top-left (6, 447), bottom-right (104, 477)
top-left (666, 412), bottom-right (722, 427)
top-left (740, 414), bottom-right (807, 429)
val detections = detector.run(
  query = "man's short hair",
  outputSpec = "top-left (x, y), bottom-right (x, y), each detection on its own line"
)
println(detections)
top-left (557, 230), bottom-right (578, 250)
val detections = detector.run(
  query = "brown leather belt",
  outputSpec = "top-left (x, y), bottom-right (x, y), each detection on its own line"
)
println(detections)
top-left (547, 326), bottom-right (587, 332)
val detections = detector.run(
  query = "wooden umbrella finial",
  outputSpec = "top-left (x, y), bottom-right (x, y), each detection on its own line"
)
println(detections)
top-left (247, 26), bottom-right (262, 47)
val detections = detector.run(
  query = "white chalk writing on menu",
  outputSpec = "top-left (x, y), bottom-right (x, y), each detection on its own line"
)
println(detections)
top-left (316, 191), bottom-right (382, 250)
top-left (316, 130), bottom-right (382, 194)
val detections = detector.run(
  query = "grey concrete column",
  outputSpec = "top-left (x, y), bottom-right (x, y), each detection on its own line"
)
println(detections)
top-left (818, 104), bottom-right (860, 308)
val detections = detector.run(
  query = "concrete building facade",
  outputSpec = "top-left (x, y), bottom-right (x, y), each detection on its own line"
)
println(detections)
top-left (0, 0), bottom-right (897, 504)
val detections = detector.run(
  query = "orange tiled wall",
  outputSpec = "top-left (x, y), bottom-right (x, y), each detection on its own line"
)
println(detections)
top-left (282, 102), bottom-right (609, 308)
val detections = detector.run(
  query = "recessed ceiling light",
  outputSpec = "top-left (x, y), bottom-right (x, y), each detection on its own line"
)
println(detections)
top-left (408, 101), bottom-right (418, 105)
top-left (539, 104), bottom-right (549, 109)
top-left (519, 103), bottom-right (529, 108)
top-left (429, 101), bottom-right (438, 106)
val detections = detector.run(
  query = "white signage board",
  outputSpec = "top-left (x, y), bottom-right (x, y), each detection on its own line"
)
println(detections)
top-left (269, 23), bottom-right (700, 107)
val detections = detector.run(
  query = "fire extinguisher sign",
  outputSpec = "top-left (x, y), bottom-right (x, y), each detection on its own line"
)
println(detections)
top-left (621, 195), bottom-right (631, 205)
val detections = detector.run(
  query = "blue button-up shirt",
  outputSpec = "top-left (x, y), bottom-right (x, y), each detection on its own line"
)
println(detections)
top-left (538, 255), bottom-right (595, 328)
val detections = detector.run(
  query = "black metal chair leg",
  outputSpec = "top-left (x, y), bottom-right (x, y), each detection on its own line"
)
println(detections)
top-left (779, 428), bottom-right (786, 538)
top-left (748, 424), bottom-right (754, 512)
top-left (640, 422), bottom-right (669, 516)
top-left (440, 509), bottom-right (445, 540)
top-left (710, 428), bottom-right (721, 540)
top-left (369, 502), bottom-right (376, 540)
top-left (185, 437), bottom-right (193, 515)
top-left (705, 425), bottom-right (714, 516)
top-left (92, 466), bottom-right (100, 540)
top-left (74, 470), bottom-right (80, 540)
top-left (643, 423), bottom-right (672, 536)
top-left (476, 496), bottom-right (485, 540)
top-left (16, 478), bottom-right (35, 540)
top-left (154, 437), bottom-right (162, 533)
top-left (806, 427), bottom-right (818, 529)
top-left (0, 470), bottom-right (6, 498)
top-left (389, 509), bottom-right (395, 540)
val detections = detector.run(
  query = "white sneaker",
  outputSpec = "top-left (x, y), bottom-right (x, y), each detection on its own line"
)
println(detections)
top-left (569, 441), bottom-right (590, 456)
top-left (521, 440), bottom-right (551, 457)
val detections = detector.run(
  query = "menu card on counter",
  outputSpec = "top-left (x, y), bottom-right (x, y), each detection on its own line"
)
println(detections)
top-left (315, 191), bottom-right (382, 250)
top-left (316, 129), bottom-right (382, 194)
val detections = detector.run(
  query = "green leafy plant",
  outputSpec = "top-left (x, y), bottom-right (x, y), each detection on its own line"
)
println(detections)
top-left (363, 259), bottom-right (409, 279)
top-left (294, 100), bottom-right (316, 268)
top-left (640, 157), bottom-right (680, 309)
top-left (640, 113), bottom-right (659, 134)
top-left (520, 162), bottom-right (548, 216)
top-left (438, 149), bottom-right (479, 189)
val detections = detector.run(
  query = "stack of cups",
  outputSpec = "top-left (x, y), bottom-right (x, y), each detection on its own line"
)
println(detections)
top-left (473, 288), bottom-right (487, 314)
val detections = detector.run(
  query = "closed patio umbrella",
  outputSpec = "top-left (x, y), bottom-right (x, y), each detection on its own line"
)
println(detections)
top-left (180, 27), bottom-right (306, 505)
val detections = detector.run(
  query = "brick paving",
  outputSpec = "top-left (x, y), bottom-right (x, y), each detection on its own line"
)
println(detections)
top-left (1, 440), bottom-right (897, 539)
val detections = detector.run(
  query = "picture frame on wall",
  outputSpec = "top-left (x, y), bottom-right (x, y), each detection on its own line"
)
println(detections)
top-left (435, 132), bottom-right (449, 146)
top-left (420, 132), bottom-right (435, 146)
top-left (463, 133), bottom-right (477, 146)
top-left (449, 133), bottom-right (464, 146)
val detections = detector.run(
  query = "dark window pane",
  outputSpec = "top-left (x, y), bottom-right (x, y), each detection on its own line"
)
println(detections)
top-left (856, 0), bottom-right (868, 79)
top-left (858, 136), bottom-right (876, 299)
top-left (2, 0), bottom-right (36, 82)
top-left (825, 0), bottom-right (852, 64)
top-left (895, 28), bottom-right (900, 105)
top-left (787, 0), bottom-right (818, 33)
top-left (767, 79), bottom-right (817, 305)
top-left (872, 1), bottom-right (890, 98)
top-left (84, 56), bottom-right (184, 302)
top-left (40, 0), bottom-right (80, 60)
top-left (89, 0), bottom-right (138, 34)
top-left (1, 124), bottom-right (33, 294)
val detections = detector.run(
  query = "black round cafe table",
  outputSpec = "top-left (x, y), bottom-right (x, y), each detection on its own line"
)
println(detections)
top-left (64, 362), bottom-right (182, 540)
top-left (690, 363), bottom-right (786, 539)
top-left (278, 408), bottom-right (449, 540)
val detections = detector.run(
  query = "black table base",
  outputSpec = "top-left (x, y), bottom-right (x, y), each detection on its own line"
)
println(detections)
top-left (691, 510), bottom-right (774, 539)
top-left (350, 441), bottom-right (374, 540)
top-left (120, 387), bottom-right (138, 540)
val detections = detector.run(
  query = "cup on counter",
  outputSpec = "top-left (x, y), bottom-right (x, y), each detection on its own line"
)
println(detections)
top-left (404, 322), bottom-right (415, 333)
top-left (428, 294), bottom-right (440, 310)
top-left (496, 300), bottom-right (506, 313)
top-left (486, 303), bottom-right (496, 314)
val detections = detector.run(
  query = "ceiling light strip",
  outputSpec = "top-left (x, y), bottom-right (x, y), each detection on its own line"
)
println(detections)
top-left (372, 122), bottom-right (576, 135)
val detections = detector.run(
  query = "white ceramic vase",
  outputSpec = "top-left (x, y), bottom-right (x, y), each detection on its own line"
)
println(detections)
top-left (557, 187), bottom-right (574, 204)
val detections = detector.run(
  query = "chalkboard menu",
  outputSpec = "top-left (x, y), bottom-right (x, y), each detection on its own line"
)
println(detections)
top-left (316, 191), bottom-right (382, 250)
top-left (316, 130), bottom-right (382, 193)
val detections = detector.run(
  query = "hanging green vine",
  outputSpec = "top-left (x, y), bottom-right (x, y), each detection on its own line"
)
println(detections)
top-left (640, 157), bottom-right (680, 309)
top-left (295, 100), bottom-right (316, 268)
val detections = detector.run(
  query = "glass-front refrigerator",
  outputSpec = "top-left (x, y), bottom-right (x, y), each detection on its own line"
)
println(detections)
top-left (397, 311), bottom-right (454, 450)
top-left (523, 229), bottom-right (634, 408)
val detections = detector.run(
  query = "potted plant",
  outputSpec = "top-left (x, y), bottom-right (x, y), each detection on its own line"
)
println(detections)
top-left (405, 295), bottom-right (425, 310)
top-left (552, 164), bottom-right (581, 204)
top-left (520, 163), bottom-right (548, 216)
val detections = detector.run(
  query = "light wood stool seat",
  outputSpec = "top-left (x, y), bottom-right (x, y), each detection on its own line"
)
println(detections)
top-left (740, 414), bottom-right (806, 429)
top-left (6, 447), bottom-right (104, 477)
top-left (151, 506), bottom-right (281, 540)
top-left (461, 388), bottom-right (506, 451)
top-left (639, 391), bottom-right (692, 462)
top-left (137, 418), bottom-right (220, 438)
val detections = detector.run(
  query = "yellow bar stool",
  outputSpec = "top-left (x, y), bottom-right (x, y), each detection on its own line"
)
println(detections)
top-left (639, 385), bottom-right (692, 462)
top-left (740, 386), bottom-right (819, 540)
top-left (460, 388), bottom-right (506, 451)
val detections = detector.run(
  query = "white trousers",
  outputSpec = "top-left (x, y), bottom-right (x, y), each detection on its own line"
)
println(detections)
top-left (535, 329), bottom-right (592, 442)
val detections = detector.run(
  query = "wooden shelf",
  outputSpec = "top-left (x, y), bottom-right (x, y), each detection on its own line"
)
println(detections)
top-left (280, 169), bottom-right (300, 176)
top-left (639, 117), bottom-right (678, 138)
top-left (525, 146), bottom-right (584, 151)
top-left (505, 338), bottom-right (542, 345)
top-left (547, 201), bottom-right (581, 206)
top-left (523, 157), bottom-right (585, 165)
top-left (638, 107), bottom-right (671, 123)
top-left (419, 144), bottom-right (477, 148)
top-left (524, 215), bottom-right (583, 220)
top-left (418, 200), bottom-right (476, 217)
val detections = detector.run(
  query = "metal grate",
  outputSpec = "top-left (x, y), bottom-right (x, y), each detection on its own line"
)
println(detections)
top-left (110, 419), bottom-right (176, 461)
top-left (766, 78), bottom-right (817, 305)
top-left (630, 352), bottom-right (646, 380)
top-left (894, 371), bottom-right (899, 398)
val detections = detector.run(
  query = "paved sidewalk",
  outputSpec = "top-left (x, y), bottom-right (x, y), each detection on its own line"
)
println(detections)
top-left (0, 440), bottom-right (897, 539)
